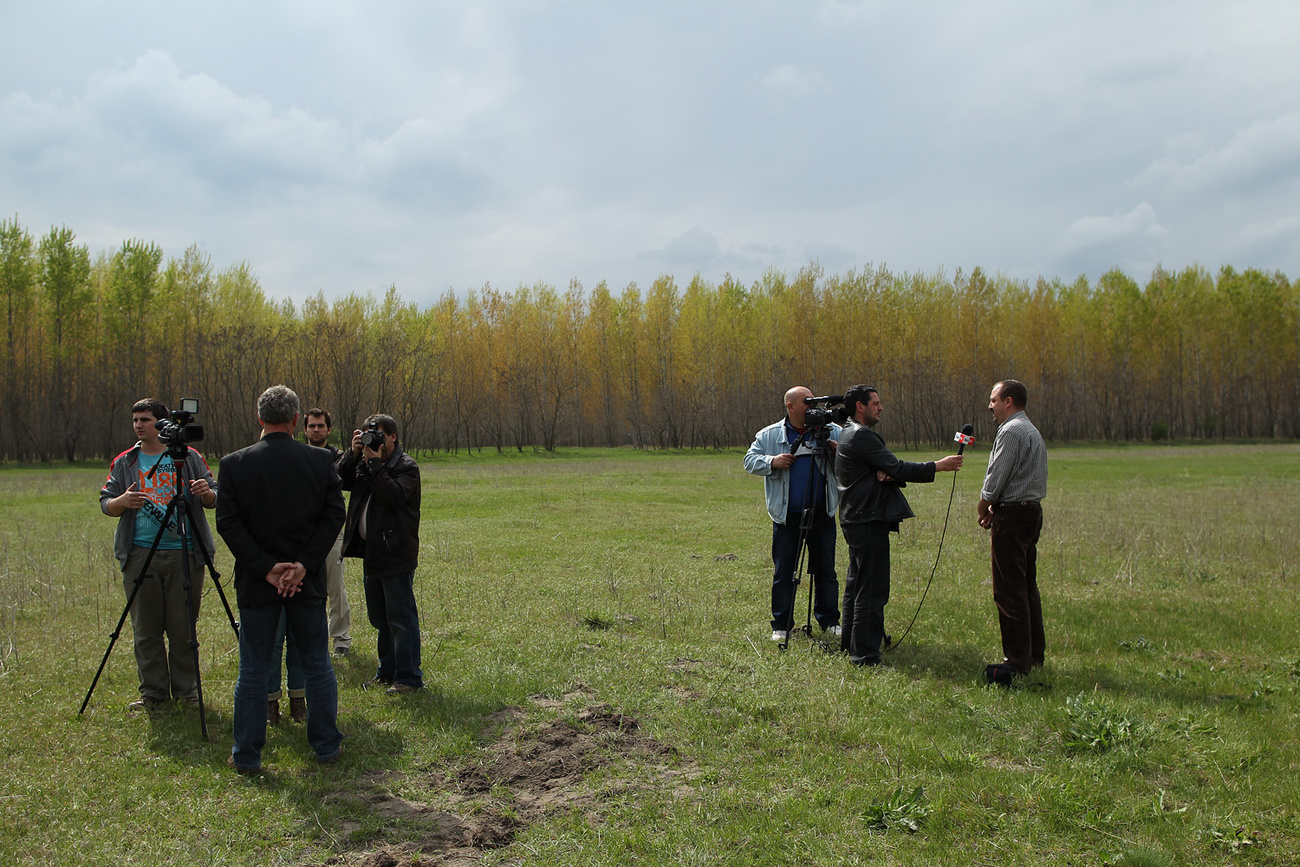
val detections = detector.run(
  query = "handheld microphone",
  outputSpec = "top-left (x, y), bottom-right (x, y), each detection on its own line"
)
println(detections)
top-left (954, 423), bottom-right (975, 454)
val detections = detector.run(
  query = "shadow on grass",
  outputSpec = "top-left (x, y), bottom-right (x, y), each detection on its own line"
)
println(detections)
top-left (133, 649), bottom-right (507, 853)
top-left (882, 639), bottom-right (992, 686)
top-left (1050, 661), bottom-right (1276, 712)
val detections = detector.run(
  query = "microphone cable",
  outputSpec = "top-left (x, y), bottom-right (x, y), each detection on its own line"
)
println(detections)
top-left (885, 462), bottom-right (960, 654)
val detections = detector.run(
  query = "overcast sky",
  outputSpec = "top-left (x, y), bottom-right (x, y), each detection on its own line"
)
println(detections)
top-left (2, 1), bottom-right (1297, 304)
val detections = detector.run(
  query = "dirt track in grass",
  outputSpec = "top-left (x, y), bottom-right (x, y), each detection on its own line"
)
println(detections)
top-left (306, 691), bottom-right (700, 866)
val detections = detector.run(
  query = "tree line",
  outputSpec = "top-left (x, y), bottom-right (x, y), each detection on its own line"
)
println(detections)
top-left (1, 216), bottom-right (1296, 463)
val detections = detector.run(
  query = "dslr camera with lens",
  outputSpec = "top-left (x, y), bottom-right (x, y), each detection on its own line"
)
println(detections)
top-left (359, 420), bottom-right (386, 451)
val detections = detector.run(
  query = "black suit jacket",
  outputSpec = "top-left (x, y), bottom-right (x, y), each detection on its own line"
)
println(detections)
top-left (216, 431), bottom-right (346, 608)
top-left (834, 420), bottom-right (936, 526)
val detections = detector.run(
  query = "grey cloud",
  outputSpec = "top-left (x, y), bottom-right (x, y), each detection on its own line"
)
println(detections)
top-left (802, 241), bottom-right (857, 274)
top-left (638, 226), bottom-right (721, 272)
top-left (2, 49), bottom-right (492, 210)
top-left (2, 3), bottom-right (1299, 299)
top-left (635, 228), bottom-right (817, 284)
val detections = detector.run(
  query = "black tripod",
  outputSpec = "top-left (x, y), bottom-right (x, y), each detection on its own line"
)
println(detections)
top-left (777, 428), bottom-right (838, 653)
top-left (80, 446), bottom-right (239, 739)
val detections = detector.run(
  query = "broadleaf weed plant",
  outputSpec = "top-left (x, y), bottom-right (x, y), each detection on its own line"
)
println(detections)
top-left (1061, 691), bottom-right (1142, 752)
top-left (862, 784), bottom-right (931, 833)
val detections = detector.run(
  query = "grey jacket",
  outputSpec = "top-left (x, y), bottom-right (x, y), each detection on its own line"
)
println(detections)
top-left (99, 443), bottom-right (218, 566)
top-left (834, 420), bottom-right (936, 526)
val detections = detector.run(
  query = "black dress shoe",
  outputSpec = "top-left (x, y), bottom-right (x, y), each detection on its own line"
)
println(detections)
top-left (984, 662), bottom-right (1019, 686)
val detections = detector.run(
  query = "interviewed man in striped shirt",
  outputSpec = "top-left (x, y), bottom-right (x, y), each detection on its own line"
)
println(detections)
top-left (977, 379), bottom-right (1049, 686)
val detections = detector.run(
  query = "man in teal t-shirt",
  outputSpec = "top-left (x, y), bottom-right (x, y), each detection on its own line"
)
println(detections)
top-left (100, 398), bottom-right (218, 711)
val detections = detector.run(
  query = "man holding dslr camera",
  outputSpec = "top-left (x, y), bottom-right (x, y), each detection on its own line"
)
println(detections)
top-left (339, 414), bottom-right (423, 694)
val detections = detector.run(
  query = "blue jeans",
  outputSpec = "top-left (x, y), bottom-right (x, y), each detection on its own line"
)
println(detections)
top-left (364, 570), bottom-right (423, 688)
top-left (770, 507), bottom-right (840, 632)
top-left (232, 600), bottom-right (341, 769)
top-left (267, 608), bottom-right (305, 699)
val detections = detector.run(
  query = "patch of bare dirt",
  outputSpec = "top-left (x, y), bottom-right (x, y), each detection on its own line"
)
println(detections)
top-left (305, 693), bottom-right (698, 866)
top-left (667, 657), bottom-right (711, 673)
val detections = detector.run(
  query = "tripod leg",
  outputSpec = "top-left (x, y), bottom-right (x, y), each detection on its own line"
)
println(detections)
top-left (183, 503), bottom-right (238, 638)
top-left (796, 507), bottom-right (815, 638)
top-left (80, 568), bottom-right (151, 715)
top-left (80, 483), bottom-right (187, 714)
top-left (177, 526), bottom-right (209, 740)
top-left (167, 476), bottom-right (225, 739)
top-left (206, 569), bottom-right (239, 638)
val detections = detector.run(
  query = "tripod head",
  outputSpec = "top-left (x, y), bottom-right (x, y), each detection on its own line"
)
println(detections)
top-left (788, 424), bottom-right (835, 456)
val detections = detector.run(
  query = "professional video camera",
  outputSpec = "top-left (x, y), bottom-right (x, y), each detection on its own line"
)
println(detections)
top-left (359, 420), bottom-right (386, 451)
top-left (155, 398), bottom-right (204, 455)
top-left (802, 394), bottom-right (848, 439)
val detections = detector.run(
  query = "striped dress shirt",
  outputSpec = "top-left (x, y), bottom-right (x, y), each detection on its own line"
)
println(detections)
top-left (981, 411), bottom-right (1048, 504)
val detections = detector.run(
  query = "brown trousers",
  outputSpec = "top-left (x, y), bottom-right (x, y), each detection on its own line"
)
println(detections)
top-left (990, 502), bottom-right (1044, 673)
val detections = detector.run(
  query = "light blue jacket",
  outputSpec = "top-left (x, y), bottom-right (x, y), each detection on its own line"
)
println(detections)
top-left (743, 419), bottom-right (842, 524)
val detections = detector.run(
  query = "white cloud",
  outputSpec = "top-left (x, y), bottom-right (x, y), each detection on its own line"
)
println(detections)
top-left (1140, 113), bottom-right (1300, 197)
top-left (760, 64), bottom-right (828, 101)
top-left (1055, 203), bottom-right (1169, 275)
top-left (1232, 216), bottom-right (1300, 258)
top-left (813, 0), bottom-right (884, 25)
top-left (0, 51), bottom-right (351, 197)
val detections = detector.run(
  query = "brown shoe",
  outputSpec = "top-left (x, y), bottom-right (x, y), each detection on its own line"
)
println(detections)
top-left (289, 696), bottom-right (307, 723)
top-left (385, 683), bottom-right (420, 695)
top-left (267, 699), bottom-right (280, 725)
top-left (128, 696), bottom-right (166, 712)
top-left (228, 753), bottom-right (260, 775)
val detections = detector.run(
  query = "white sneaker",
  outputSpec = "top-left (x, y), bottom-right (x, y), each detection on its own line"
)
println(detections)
top-left (828, 624), bottom-right (842, 638)
top-left (771, 629), bottom-right (789, 642)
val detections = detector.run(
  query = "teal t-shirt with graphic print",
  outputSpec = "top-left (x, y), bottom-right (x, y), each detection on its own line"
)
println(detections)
top-left (131, 452), bottom-right (184, 550)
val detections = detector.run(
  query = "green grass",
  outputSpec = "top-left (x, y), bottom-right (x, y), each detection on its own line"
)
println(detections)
top-left (1, 443), bottom-right (1298, 865)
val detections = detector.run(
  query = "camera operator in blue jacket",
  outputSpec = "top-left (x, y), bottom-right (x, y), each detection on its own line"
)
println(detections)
top-left (743, 386), bottom-right (842, 643)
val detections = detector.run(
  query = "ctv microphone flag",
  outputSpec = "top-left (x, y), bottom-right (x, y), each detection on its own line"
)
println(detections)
top-left (954, 425), bottom-right (975, 453)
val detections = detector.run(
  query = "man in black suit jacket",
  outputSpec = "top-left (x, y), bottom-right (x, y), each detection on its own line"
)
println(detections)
top-left (217, 385), bottom-right (346, 773)
top-left (834, 384), bottom-right (963, 667)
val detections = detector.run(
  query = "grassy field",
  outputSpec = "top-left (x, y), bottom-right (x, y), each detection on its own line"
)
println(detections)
top-left (0, 443), bottom-right (1297, 866)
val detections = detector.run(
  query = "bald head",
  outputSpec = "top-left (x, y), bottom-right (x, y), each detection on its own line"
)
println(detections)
top-left (785, 386), bottom-right (812, 428)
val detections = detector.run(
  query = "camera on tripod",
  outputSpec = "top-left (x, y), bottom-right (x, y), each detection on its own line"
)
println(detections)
top-left (359, 420), bottom-right (386, 451)
top-left (802, 394), bottom-right (848, 440)
top-left (155, 398), bottom-right (203, 453)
